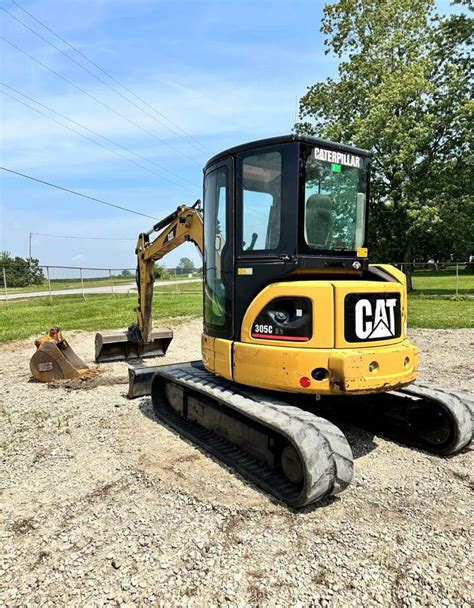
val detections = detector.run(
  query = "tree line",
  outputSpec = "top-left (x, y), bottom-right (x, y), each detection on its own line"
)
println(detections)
top-left (0, 251), bottom-right (200, 288)
top-left (0, 252), bottom-right (44, 288)
top-left (296, 0), bottom-right (473, 266)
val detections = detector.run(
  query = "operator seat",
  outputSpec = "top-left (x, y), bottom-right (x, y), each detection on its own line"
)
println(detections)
top-left (305, 193), bottom-right (333, 248)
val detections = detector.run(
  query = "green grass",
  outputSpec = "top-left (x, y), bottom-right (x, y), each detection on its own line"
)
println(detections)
top-left (412, 269), bottom-right (473, 295)
top-left (0, 289), bottom-right (202, 343)
top-left (408, 295), bottom-right (473, 329)
top-left (0, 279), bottom-right (471, 343)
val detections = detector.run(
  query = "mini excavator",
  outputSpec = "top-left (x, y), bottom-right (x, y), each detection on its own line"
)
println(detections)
top-left (96, 135), bottom-right (473, 507)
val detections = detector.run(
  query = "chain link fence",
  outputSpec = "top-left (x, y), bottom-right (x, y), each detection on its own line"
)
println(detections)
top-left (393, 261), bottom-right (473, 299)
top-left (0, 261), bottom-right (472, 304)
top-left (0, 265), bottom-right (203, 303)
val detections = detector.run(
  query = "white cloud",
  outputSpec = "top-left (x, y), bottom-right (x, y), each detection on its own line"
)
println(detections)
top-left (1, 74), bottom-right (296, 155)
top-left (0, 0), bottom-right (337, 271)
top-left (71, 253), bottom-right (86, 264)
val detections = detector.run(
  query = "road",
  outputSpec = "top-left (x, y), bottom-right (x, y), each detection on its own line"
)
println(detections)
top-left (1, 278), bottom-right (202, 301)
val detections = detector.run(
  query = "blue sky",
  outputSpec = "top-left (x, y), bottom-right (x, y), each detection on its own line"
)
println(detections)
top-left (0, 0), bottom-right (457, 271)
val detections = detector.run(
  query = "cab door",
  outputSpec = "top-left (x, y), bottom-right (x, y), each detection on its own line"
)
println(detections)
top-left (202, 158), bottom-right (234, 359)
top-left (233, 143), bottom-right (299, 339)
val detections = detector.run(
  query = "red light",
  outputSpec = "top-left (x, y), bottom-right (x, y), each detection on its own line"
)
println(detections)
top-left (299, 376), bottom-right (311, 388)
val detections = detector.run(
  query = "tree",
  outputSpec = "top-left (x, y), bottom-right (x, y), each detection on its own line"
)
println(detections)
top-left (154, 264), bottom-right (170, 280)
top-left (176, 257), bottom-right (196, 275)
top-left (295, 0), bottom-right (473, 286)
top-left (0, 251), bottom-right (44, 287)
top-left (119, 269), bottom-right (132, 278)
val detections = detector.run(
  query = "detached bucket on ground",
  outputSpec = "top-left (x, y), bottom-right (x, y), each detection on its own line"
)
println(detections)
top-left (30, 327), bottom-right (97, 382)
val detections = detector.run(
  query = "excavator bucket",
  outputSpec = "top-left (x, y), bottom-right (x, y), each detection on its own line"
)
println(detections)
top-left (94, 328), bottom-right (173, 363)
top-left (30, 327), bottom-right (97, 383)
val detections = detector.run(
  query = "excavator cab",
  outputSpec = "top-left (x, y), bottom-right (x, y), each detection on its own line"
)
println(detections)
top-left (199, 135), bottom-right (415, 395)
top-left (200, 135), bottom-right (371, 355)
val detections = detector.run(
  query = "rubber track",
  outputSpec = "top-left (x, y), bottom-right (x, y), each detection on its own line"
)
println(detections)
top-left (151, 364), bottom-right (353, 507)
top-left (392, 381), bottom-right (473, 454)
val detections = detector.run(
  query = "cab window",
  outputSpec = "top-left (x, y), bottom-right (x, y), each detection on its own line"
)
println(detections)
top-left (304, 149), bottom-right (367, 252)
top-left (240, 151), bottom-right (282, 252)
top-left (203, 167), bottom-right (228, 327)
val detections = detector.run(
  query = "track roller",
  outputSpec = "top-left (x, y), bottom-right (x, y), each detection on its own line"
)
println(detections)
top-left (339, 382), bottom-right (473, 456)
top-left (398, 382), bottom-right (473, 454)
top-left (151, 363), bottom-right (353, 508)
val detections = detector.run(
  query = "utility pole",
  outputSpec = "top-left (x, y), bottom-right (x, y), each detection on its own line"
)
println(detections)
top-left (29, 232), bottom-right (32, 266)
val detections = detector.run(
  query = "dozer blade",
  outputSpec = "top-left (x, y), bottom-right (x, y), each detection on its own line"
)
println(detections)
top-left (127, 361), bottom-right (202, 398)
top-left (30, 340), bottom-right (89, 382)
top-left (95, 328), bottom-right (173, 363)
top-left (127, 365), bottom-right (160, 398)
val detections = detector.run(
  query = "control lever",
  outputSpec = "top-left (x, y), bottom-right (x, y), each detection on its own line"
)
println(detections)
top-left (246, 232), bottom-right (258, 251)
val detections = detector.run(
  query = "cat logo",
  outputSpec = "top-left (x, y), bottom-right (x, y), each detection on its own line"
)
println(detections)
top-left (312, 146), bottom-right (362, 168)
top-left (166, 227), bottom-right (177, 242)
top-left (355, 298), bottom-right (397, 339)
top-left (344, 293), bottom-right (401, 343)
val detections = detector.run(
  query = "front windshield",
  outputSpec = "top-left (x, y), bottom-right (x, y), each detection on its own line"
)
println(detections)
top-left (304, 146), bottom-right (367, 252)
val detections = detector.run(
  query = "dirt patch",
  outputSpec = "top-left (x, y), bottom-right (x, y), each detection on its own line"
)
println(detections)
top-left (9, 517), bottom-right (37, 536)
top-left (46, 374), bottom-right (127, 391)
top-left (0, 321), bottom-right (472, 606)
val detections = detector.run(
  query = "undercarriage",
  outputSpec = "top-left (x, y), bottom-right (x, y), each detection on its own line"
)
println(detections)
top-left (129, 363), bottom-right (473, 507)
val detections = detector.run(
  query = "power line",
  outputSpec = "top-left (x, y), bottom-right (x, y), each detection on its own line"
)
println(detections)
top-left (1, 5), bottom-right (205, 166)
top-left (1, 84), bottom-right (192, 190)
top-left (0, 166), bottom-right (158, 220)
top-left (32, 232), bottom-right (136, 241)
top-left (1, 89), bottom-right (187, 189)
top-left (0, 36), bottom-right (200, 185)
top-left (9, 0), bottom-right (211, 156)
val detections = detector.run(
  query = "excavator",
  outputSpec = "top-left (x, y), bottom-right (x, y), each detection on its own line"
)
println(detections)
top-left (92, 135), bottom-right (473, 506)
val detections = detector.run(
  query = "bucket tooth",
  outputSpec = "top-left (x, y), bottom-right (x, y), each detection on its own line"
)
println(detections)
top-left (95, 328), bottom-right (173, 363)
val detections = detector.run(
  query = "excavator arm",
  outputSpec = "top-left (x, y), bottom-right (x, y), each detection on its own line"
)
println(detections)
top-left (135, 201), bottom-right (203, 342)
top-left (95, 201), bottom-right (203, 362)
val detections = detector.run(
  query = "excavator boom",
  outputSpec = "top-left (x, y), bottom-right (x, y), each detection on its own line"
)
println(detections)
top-left (95, 201), bottom-right (203, 362)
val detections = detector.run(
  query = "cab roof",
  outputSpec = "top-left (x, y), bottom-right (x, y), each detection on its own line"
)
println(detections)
top-left (205, 134), bottom-right (371, 170)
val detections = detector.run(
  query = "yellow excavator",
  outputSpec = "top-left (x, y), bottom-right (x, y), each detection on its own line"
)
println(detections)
top-left (94, 135), bottom-right (472, 507)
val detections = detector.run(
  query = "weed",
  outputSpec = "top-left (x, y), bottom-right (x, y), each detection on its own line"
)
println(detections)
top-left (0, 405), bottom-right (12, 425)
top-left (32, 447), bottom-right (50, 463)
top-left (10, 516), bottom-right (36, 534)
top-left (26, 410), bottom-right (51, 428)
top-left (312, 570), bottom-right (327, 585)
top-left (247, 583), bottom-right (269, 604)
top-left (30, 550), bottom-right (50, 571)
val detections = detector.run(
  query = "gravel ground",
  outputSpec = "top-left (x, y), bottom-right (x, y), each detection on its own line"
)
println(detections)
top-left (0, 322), bottom-right (472, 607)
